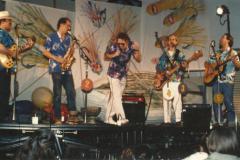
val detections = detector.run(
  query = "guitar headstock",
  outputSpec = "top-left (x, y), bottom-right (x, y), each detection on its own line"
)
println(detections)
top-left (190, 50), bottom-right (203, 61)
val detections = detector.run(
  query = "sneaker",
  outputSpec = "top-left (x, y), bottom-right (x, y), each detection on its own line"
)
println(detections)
top-left (105, 118), bottom-right (117, 125)
top-left (175, 121), bottom-right (182, 126)
top-left (117, 119), bottom-right (129, 126)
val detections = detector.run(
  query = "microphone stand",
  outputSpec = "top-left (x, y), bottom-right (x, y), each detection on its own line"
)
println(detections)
top-left (76, 42), bottom-right (92, 124)
top-left (12, 25), bottom-right (20, 121)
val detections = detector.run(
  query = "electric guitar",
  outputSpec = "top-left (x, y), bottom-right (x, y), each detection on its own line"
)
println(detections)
top-left (154, 50), bottom-right (203, 90)
top-left (0, 36), bottom-right (35, 68)
top-left (204, 50), bottom-right (240, 85)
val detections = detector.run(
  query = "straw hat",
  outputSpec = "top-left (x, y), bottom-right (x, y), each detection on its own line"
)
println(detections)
top-left (0, 11), bottom-right (12, 20)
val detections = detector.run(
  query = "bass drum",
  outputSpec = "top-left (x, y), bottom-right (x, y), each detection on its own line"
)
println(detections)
top-left (162, 83), bottom-right (174, 101)
top-left (233, 71), bottom-right (240, 123)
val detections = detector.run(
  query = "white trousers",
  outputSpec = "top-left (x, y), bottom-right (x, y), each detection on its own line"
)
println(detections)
top-left (105, 76), bottom-right (126, 121)
top-left (162, 82), bottom-right (182, 123)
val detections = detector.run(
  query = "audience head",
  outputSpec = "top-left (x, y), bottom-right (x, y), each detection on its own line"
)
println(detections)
top-left (206, 127), bottom-right (239, 156)
top-left (16, 129), bottom-right (57, 160)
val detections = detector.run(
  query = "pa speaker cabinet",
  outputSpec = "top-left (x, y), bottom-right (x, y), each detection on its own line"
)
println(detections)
top-left (182, 104), bottom-right (211, 131)
top-left (122, 95), bottom-right (145, 124)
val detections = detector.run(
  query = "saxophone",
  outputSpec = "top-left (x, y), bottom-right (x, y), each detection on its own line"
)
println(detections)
top-left (61, 39), bottom-right (76, 71)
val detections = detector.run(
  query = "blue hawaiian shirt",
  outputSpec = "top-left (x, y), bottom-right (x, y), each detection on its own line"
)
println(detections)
top-left (208, 47), bottom-right (238, 83)
top-left (156, 49), bottom-right (185, 81)
top-left (44, 32), bottom-right (71, 74)
top-left (0, 29), bottom-right (15, 71)
top-left (107, 43), bottom-right (134, 79)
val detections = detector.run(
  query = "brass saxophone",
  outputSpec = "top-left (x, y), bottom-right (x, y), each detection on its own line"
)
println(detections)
top-left (61, 39), bottom-right (76, 71)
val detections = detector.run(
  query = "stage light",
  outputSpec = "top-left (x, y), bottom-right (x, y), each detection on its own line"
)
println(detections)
top-left (216, 5), bottom-right (230, 34)
top-left (216, 5), bottom-right (229, 16)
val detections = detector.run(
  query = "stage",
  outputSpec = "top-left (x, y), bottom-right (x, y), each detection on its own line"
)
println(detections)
top-left (0, 121), bottom-right (211, 160)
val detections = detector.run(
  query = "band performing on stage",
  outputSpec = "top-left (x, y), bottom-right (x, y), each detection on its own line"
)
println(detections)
top-left (1, 1), bottom-right (240, 158)
top-left (0, 9), bottom-right (239, 127)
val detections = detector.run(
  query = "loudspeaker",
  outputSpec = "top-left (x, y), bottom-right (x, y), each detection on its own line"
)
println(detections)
top-left (122, 95), bottom-right (145, 124)
top-left (182, 104), bottom-right (211, 131)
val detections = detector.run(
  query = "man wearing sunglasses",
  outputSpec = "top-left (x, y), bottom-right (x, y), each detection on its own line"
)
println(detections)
top-left (104, 32), bottom-right (141, 126)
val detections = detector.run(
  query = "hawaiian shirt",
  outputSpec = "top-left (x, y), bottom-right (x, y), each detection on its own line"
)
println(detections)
top-left (208, 47), bottom-right (239, 83)
top-left (44, 32), bottom-right (71, 74)
top-left (156, 49), bottom-right (185, 82)
top-left (107, 43), bottom-right (134, 79)
top-left (0, 29), bottom-right (15, 71)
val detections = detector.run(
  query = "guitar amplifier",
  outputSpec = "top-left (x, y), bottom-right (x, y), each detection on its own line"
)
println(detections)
top-left (122, 94), bottom-right (145, 124)
top-left (182, 104), bottom-right (211, 131)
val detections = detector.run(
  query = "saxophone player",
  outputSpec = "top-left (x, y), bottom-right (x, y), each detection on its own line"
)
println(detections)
top-left (43, 17), bottom-right (80, 125)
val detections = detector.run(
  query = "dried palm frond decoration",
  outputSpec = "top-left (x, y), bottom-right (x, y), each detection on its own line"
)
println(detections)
top-left (79, 31), bottom-right (102, 74)
top-left (110, 7), bottom-right (139, 41)
top-left (10, 2), bottom-right (55, 68)
top-left (173, 17), bottom-right (206, 48)
top-left (13, 3), bottom-right (55, 45)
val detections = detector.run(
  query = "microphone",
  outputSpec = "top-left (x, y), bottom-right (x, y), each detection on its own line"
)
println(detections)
top-left (210, 40), bottom-right (216, 56)
top-left (67, 31), bottom-right (78, 41)
top-left (210, 40), bottom-right (215, 47)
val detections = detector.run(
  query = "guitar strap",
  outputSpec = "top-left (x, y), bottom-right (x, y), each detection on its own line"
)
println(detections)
top-left (219, 48), bottom-right (233, 78)
top-left (166, 49), bottom-right (180, 68)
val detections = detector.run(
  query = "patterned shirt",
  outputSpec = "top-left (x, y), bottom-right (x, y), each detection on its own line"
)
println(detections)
top-left (208, 47), bottom-right (239, 83)
top-left (44, 32), bottom-right (71, 74)
top-left (0, 29), bottom-right (15, 71)
top-left (107, 43), bottom-right (134, 79)
top-left (156, 49), bottom-right (185, 81)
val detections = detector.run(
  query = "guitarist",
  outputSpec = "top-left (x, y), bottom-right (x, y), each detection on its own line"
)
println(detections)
top-left (207, 33), bottom-right (240, 127)
top-left (0, 11), bottom-right (16, 122)
top-left (155, 34), bottom-right (187, 125)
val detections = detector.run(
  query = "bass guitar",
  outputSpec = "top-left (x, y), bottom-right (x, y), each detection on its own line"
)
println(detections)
top-left (0, 36), bottom-right (35, 68)
top-left (154, 50), bottom-right (203, 90)
top-left (204, 50), bottom-right (240, 85)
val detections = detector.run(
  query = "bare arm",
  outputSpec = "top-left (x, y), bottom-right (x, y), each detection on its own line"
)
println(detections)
top-left (131, 41), bottom-right (141, 63)
top-left (0, 43), bottom-right (15, 57)
top-left (104, 48), bottom-right (120, 61)
top-left (233, 56), bottom-right (240, 69)
top-left (231, 50), bottom-right (240, 69)
top-left (42, 48), bottom-right (64, 64)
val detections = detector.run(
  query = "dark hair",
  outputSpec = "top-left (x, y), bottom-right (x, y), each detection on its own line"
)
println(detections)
top-left (0, 18), bottom-right (10, 24)
top-left (57, 17), bottom-right (71, 29)
top-left (116, 32), bottom-right (131, 42)
top-left (224, 33), bottom-right (233, 47)
top-left (207, 127), bottom-right (239, 156)
top-left (16, 129), bottom-right (57, 160)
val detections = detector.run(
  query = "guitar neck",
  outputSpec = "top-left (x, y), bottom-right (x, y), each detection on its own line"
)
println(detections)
top-left (218, 54), bottom-right (238, 67)
top-left (18, 45), bottom-right (29, 54)
top-left (186, 57), bottom-right (196, 64)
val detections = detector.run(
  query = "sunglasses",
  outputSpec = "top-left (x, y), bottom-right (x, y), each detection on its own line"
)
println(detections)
top-left (117, 43), bottom-right (125, 46)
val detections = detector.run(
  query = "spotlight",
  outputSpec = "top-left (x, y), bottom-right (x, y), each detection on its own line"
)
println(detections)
top-left (216, 5), bottom-right (229, 16)
top-left (216, 5), bottom-right (230, 34)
